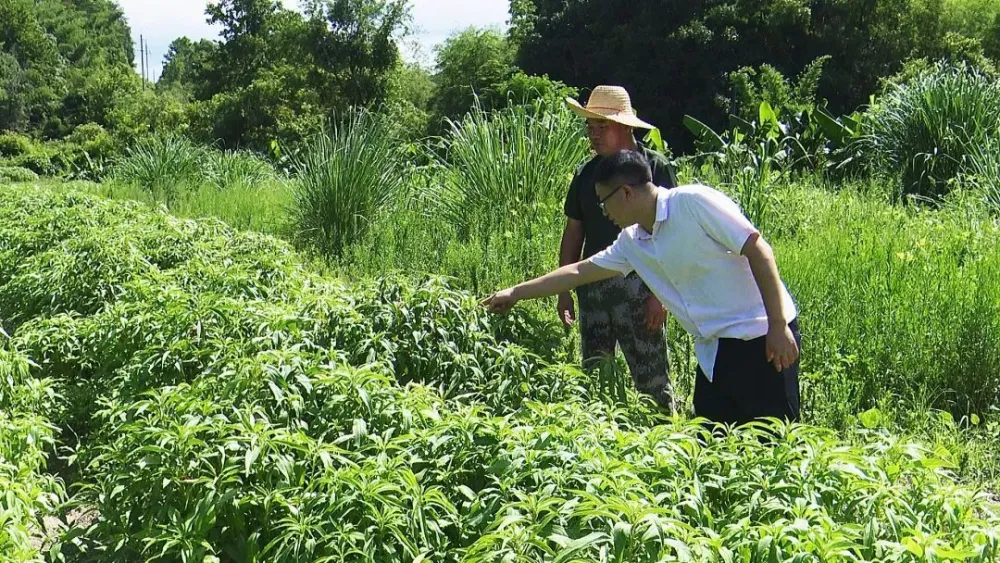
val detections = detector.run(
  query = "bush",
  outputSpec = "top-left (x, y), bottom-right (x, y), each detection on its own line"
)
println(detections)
top-left (432, 100), bottom-right (588, 245)
top-left (481, 71), bottom-right (579, 112)
top-left (8, 151), bottom-right (55, 176)
top-left (0, 128), bottom-right (120, 180)
top-left (0, 132), bottom-right (32, 158)
top-left (109, 133), bottom-right (208, 201)
top-left (0, 166), bottom-right (39, 183)
top-left (863, 61), bottom-right (1000, 201)
top-left (290, 108), bottom-right (410, 257)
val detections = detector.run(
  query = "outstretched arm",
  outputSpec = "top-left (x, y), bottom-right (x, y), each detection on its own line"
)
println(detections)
top-left (482, 260), bottom-right (620, 314)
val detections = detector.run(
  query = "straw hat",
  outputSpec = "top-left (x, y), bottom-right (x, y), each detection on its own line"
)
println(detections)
top-left (566, 85), bottom-right (655, 129)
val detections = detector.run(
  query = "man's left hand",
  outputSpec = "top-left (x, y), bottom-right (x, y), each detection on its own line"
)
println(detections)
top-left (645, 294), bottom-right (667, 332)
top-left (765, 323), bottom-right (799, 372)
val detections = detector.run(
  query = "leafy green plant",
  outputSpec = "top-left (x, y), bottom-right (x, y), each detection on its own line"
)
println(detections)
top-left (109, 133), bottom-right (208, 203)
top-left (0, 347), bottom-right (65, 563)
top-left (684, 103), bottom-right (800, 231)
top-left (863, 60), bottom-right (1000, 201)
top-left (289, 108), bottom-right (411, 258)
top-left (0, 181), bottom-right (998, 563)
top-left (0, 166), bottom-right (39, 183)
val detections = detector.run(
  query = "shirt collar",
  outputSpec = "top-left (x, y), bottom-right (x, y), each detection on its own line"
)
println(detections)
top-left (636, 187), bottom-right (670, 240)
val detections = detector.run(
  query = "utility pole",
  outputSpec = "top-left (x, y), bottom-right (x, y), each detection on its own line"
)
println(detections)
top-left (140, 34), bottom-right (146, 88)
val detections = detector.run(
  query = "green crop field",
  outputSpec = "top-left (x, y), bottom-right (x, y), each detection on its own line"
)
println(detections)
top-left (1, 184), bottom-right (998, 562)
top-left (5, 0), bottom-right (1000, 560)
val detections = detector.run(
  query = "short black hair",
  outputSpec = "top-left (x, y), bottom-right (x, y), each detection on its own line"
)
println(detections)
top-left (594, 149), bottom-right (653, 188)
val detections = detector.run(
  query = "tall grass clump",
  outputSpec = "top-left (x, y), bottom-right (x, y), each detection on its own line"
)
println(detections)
top-left (105, 134), bottom-right (287, 234)
top-left (434, 100), bottom-right (589, 244)
top-left (112, 134), bottom-right (280, 197)
top-left (417, 101), bottom-right (589, 291)
top-left (290, 108), bottom-right (411, 258)
top-left (958, 135), bottom-right (1000, 213)
top-left (204, 149), bottom-right (277, 191)
top-left (110, 133), bottom-right (208, 202)
top-left (863, 61), bottom-right (1000, 201)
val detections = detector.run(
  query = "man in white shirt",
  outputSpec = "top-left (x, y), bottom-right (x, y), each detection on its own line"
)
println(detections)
top-left (482, 150), bottom-right (801, 425)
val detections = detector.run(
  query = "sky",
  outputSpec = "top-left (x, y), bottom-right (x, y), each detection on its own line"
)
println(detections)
top-left (116, 0), bottom-right (511, 81)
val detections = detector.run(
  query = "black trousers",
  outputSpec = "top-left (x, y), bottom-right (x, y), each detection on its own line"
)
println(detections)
top-left (693, 319), bottom-right (801, 426)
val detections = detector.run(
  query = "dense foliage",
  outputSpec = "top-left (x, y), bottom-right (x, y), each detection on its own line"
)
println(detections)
top-left (5, 0), bottom-right (1000, 159)
top-left (1, 186), bottom-right (997, 562)
top-left (509, 0), bottom-right (1000, 151)
top-left (5, 3), bottom-right (1000, 560)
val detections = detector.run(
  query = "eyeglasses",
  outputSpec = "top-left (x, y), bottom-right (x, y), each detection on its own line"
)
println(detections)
top-left (598, 184), bottom-right (624, 211)
top-left (599, 183), bottom-right (641, 211)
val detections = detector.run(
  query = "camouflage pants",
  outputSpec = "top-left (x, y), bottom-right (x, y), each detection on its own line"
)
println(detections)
top-left (575, 273), bottom-right (673, 410)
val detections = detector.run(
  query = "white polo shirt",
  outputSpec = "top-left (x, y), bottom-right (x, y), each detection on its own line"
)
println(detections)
top-left (590, 184), bottom-right (797, 381)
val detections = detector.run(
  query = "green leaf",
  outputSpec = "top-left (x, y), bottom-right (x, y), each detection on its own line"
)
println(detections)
top-left (931, 544), bottom-right (979, 559)
top-left (245, 446), bottom-right (260, 474)
top-left (759, 101), bottom-right (778, 130)
top-left (643, 127), bottom-right (666, 154)
top-left (859, 408), bottom-right (882, 429)
top-left (487, 457), bottom-right (510, 475)
top-left (682, 115), bottom-right (725, 151)
top-left (814, 106), bottom-right (849, 146)
top-left (902, 536), bottom-right (923, 557)
top-left (551, 532), bottom-right (606, 563)
top-left (456, 485), bottom-right (477, 502)
top-left (938, 410), bottom-right (955, 427)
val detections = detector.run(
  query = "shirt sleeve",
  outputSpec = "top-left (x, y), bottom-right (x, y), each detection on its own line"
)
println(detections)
top-left (685, 188), bottom-right (759, 254)
top-left (563, 171), bottom-right (583, 220)
top-left (589, 231), bottom-right (634, 275)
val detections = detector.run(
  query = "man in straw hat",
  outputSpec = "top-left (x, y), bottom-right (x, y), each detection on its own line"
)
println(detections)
top-left (483, 150), bottom-right (801, 426)
top-left (558, 85), bottom-right (678, 412)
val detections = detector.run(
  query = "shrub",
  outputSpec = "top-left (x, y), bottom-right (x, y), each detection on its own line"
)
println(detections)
top-left (0, 166), bottom-right (39, 183)
top-left (109, 133), bottom-right (208, 201)
top-left (289, 108), bottom-right (410, 257)
top-left (863, 61), bottom-right (1000, 201)
top-left (0, 132), bottom-right (32, 158)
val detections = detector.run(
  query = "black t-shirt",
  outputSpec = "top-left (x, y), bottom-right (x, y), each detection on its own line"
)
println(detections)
top-left (564, 145), bottom-right (679, 259)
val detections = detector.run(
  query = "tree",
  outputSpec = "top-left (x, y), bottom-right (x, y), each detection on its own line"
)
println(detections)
top-left (508, 0), bottom-right (953, 152)
top-left (0, 52), bottom-right (27, 130)
top-left (187, 0), bottom-right (409, 149)
top-left (984, 13), bottom-right (1000, 61)
top-left (384, 60), bottom-right (436, 138)
top-left (509, 0), bottom-right (813, 151)
top-left (304, 0), bottom-right (410, 108)
top-left (158, 37), bottom-right (219, 99)
top-left (204, 0), bottom-right (284, 94)
top-left (432, 26), bottom-right (515, 123)
top-left (942, 0), bottom-right (1000, 40)
top-left (34, 0), bottom-right (134, 69)
top-left (0, 0), bottom-right (65, 131)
